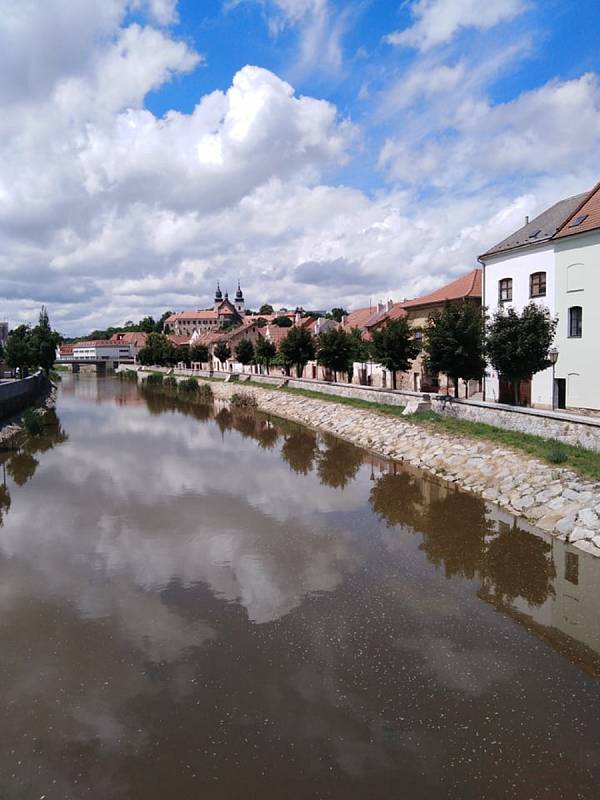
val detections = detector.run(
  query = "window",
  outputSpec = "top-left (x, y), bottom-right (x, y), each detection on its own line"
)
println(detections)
top-left (568, 306), bottom-right (582, 338)
top-left (498, 278), bottom-right (512, 303)
top-left (568, 214), bottom-right (588, 228)
top-left (529, 271), bottom-right (546, 298)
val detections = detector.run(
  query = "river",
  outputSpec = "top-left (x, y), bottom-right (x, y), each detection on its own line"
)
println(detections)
top-left (0, 374), bottom-right (599, 799)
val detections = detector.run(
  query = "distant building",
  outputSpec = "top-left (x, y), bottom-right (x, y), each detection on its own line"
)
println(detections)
top-left (165, 283), bottom-right (244, 337)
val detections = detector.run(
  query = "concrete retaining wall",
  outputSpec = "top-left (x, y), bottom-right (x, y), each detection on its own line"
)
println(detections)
top-left (0, 372), bottom-right (49, 420)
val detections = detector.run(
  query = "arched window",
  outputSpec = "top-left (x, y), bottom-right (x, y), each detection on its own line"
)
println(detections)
top-left (529, 271), bottom-right (546, 298)
top-left (568, 306), bottom-right (582, 338)
top-left (498, 278), bottom-right (512, 303)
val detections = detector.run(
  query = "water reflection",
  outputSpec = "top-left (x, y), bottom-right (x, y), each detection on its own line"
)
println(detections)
top-left (0, 375), bottom-right (599, 799)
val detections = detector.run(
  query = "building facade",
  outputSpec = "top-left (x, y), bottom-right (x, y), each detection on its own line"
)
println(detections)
top-left (479, 191), bottom-right (588, 408)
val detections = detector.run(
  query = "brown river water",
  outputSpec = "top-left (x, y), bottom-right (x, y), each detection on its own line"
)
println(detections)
top-left (0, 375), bottom-right (599, 799)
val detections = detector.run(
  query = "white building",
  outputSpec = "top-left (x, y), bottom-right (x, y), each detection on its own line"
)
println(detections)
top-left (479, 191), bottom-right (588, 408)
top-left (552, 183), bottom-right (600, 411)
top-left (71, 340), bottom-right (134, 362)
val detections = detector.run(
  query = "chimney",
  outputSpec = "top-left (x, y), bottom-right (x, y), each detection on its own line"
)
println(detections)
top-left (525, 215), bottom-right (529, 225)
top-left (341, 314), bottom-right (347, 326)
top-left (387, 299), bottom-right (394, 312)
top-left (377, 301), bottom-right (384, 313)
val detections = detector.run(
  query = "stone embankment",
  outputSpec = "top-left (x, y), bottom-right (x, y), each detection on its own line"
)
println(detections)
top-left (0, 377), bottom-right (57, 446)
top-left (208, 381), bottom-right (600, 557)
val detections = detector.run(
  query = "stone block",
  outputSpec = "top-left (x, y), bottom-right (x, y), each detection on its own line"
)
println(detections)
top-left (569, 526), bottom-right (594, 543)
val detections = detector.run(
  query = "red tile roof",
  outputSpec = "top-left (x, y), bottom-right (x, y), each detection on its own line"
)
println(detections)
top-left (167, 334), bottom-right (190, 346)
top-left (341, 307), bottom-right (376, 331)
top-left (110, 332), bottom-right (147, 346)
top-left (73, 339), bottom-right (120, 347)
top-left (400, 269), bottom-right (482, 309)
top-left (554, 181), bottom-right (600, 239)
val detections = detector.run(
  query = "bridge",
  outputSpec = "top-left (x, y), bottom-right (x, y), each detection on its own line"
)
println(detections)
top-left (56, 357), bottom-right (135, 375)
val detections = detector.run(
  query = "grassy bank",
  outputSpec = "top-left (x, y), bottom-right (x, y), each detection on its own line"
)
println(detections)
top-left (244, 381), bottom-right (600, 481)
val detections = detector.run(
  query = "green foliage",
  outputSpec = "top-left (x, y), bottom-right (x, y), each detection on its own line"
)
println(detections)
top-left (423, 300), bottom-right (486, 396)
top-left (139, 316), bottom-right (156, 333)
top-left (280, 326), bottom-right (316, 378)
top-left (189, 344), bottom-right (209, 363)
top-left (370, 317), bottom-right (419, 389)
top-left (145, 372), bottom-right (164, 386)
top-left (118, 369), bottom-right (138, 382)
top-left (254, 338), bottom-right (277, 373)
top-left (178, 377), bottom-right (199, 393)
top-left (230, 391), bottom-right (258, 409)
top-left (214, 341), bottom-right (231, 364)
top-left (22, 408), bottom-right (44, 436)
top-left (163, 376), bottom-right (178, 390)
top-left (487, 303), bottom-right (558, 404)
top-left (259, 304), bottom-right (274, 315)
top-left (137, 333), bottom-right (174, 366)
top-left (197, 382), bottom-right (214, 400)
top-left (316, 328), bottom-right (354, 379)
top-left (235, 338), bottom-right (254, 366)
top-left (328, 307), bottom-right (348, 322)
top-left (156, 310), bottom-right (173, 332)
top-left (349, 327), bottom-right (371, 364)
top-left (256, 317), bottom-right (268, 328)
top-left (548, 445), bottom-right (568, 464)
top-left (172, 345), bottom-right (190, 366)
top-left (4, 307), bottom-right (61, 373)
top-left (273, 316), bottom-right (293, 327)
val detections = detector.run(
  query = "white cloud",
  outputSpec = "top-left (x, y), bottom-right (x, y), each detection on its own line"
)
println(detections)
top-left (385, 0), bottom-right (526, 51)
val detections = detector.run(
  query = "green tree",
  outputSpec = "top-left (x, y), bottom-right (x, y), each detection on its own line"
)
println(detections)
top-left (189, 344), bottom-right (209, 363)
top-left (316, 328), bottom-right (354, 382)
top-left (486, 303), bottom-right (557, 405)
top-left (138, 316), bottom-right (156, 333)
top-left (329, 307), bottom-right (348, 323)
top-left (156, 311), bottom-right (173, 333)
top-left (137, 332), bottom-right (172, 366)
top-left (259, 304), bottom-right (274, 315)
top-left (280, 326), bottom-right (315, 378)
top-left (4, 325), bottom-right (33, 372)
top-left (273, 316), bottom-right (293, 327)
top-left (255, 338), bottom-right (277, 374)
top-left (423, 300), bottom-right (486, 397)
top-left (214, 341), bottom-right (231, 367)
top-left (235, 338), bottom-right (254, 371)
top-left (370, 317), bottom-right (419, 390)
top-left (172, 345), bottom-right (190, 366)
top-left (349, 327), bottom-right (371, 382)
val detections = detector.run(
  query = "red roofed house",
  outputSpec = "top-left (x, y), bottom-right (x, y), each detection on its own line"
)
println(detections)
top-left (341, 270), bottom-right (482, 395)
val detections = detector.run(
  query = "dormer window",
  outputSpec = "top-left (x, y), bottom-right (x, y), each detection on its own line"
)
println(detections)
top-left (529, 271), bottom-right (546, 298)
top-left (498, 278), bottom-right (512, 303)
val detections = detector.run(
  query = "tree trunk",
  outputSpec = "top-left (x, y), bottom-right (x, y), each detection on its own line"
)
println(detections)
top-left (454, 376), bottom-right (459, 398)
top-left (513, 379), bottom-right (520, 406)
top-left (392, 370), bottom-right (397, 390)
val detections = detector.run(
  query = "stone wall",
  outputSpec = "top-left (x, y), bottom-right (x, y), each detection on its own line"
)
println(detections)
top-left (0, 372), bottom-right (49, 420)
top-left (431, 395), bottom-right (600, 452)
top-left (138, 365), bottom-right (600, 452)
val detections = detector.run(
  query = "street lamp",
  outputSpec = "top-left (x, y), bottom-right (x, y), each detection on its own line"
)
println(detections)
top-left (549, 347), bottom-right (559, 410)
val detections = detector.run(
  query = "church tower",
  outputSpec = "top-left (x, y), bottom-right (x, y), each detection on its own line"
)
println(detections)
top-left (214, 282), bottom-right (223, 311)
top-left (234, 280), bottom-right (245, 314)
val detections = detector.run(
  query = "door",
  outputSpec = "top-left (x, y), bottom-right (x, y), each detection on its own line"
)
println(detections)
top-left (555, 378), bottom-right (566, 410)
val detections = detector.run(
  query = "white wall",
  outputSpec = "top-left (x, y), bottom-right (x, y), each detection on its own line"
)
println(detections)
top-left (73, 344), bottom-right (132, 360)
top-left (555, 229), bottom-right (600, 411)
top-left (483, 243), bottom-right (555, 408)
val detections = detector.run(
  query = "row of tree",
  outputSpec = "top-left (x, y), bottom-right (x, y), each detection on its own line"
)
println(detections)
top-left (137, 301), bottom-right (556, 404)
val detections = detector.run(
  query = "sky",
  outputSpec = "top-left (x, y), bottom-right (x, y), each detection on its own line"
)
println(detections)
top-left (1, 0), bottom-right (600, 335)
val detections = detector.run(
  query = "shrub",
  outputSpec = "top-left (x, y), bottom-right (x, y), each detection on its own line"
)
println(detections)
top-left (145, 373), bottom-right (164, 386)
top-left (118, 369), bottom-right (138, 382)
top-left (163, 376), bottom-right (178, 391)
top-left (197, 382), bottom-right (214, 401)
top-left (548, 445), bottom-right (568, 464)
top-left (22, 408), bottom-right (44, 436)
top-left (178, 377), bottom-right (199, 394)
top-left (230, 391), bottom-right (258, 409)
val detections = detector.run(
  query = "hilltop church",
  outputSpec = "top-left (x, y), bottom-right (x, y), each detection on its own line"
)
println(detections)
top-left (165, 283), bottom-right (245, 337)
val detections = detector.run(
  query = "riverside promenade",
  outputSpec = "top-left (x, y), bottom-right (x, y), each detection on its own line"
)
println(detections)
top-left (199, 379), bottom-right (600, 556)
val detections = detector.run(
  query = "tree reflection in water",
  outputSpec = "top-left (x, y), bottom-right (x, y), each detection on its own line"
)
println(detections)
top-left (0, 409), bottom-right (69, 527)
top-left (317, 434), bottom-right (365, 489)
top-left (281, 429), bottom-right (318, 475)
top-left (370, 469), bottom-right (555, 608)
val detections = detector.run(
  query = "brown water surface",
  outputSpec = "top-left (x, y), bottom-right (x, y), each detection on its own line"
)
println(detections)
top-left (0, 375), bottom-right (599, 799)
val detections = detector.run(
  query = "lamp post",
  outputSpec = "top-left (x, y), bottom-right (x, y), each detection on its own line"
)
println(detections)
top-left (549, 347), bottom-right (559, 410)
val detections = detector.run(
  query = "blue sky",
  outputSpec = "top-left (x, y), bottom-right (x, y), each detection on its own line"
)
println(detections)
top-left (1, 0), bottom-right (600, 334)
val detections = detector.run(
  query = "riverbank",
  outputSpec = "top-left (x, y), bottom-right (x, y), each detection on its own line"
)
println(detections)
top-left (0, 378), bottom-right (57, 447)
top-left (177, 378), bottom-right (600, 556)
